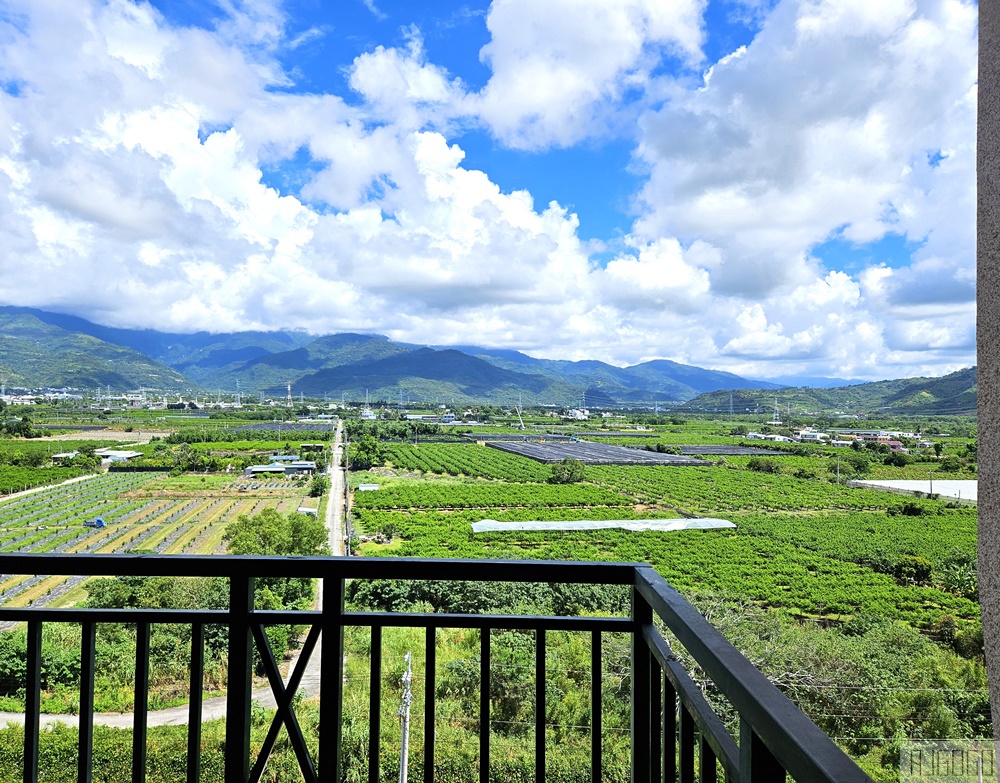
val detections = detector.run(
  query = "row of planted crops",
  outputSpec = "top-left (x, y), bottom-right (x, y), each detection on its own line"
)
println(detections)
top-left (0, 472), bottom-right (305, 614)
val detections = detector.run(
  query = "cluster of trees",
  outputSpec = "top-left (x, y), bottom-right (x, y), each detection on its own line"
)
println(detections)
top-left (346, 435), bottom-right (384, 470)
top-left (642, 443), bottom-right (682, 454)
top-left (164, 429), bottom-right (333, 444)
top-left (345, 421), bottom-right (443, 441)
top-left (0, 415), bottom-right (36, 438)
top-left (0, 441), bottom-right (100, 470)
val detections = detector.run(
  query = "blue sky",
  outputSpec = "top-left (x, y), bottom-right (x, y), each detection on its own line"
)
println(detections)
top-left (0, 0), bottom-right (978, 379)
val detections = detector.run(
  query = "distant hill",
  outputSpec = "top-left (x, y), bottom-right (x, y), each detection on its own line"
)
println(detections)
top-left (0, 311), bottom-right (189, 391)
top-left (441, 346), bottom-right (781, 402)
top-left (677, 367), bottom-right (978, 416)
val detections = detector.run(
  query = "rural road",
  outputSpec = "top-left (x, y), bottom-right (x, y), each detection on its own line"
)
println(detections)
top-left (0, 420), bottom-right (349, 730)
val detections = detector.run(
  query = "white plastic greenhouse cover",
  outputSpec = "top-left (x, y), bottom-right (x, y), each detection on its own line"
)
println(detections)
top-left (471, 518), bottom-right (736, 533)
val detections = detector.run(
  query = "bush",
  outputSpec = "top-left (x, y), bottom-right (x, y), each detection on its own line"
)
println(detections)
top-left (309, 474), bottom-right (329, 497)
top-left (549, 458), bottom-right (586, 484)
top-left (893, 555), bottom-right (933, 585)
top-left (746, 457), bottom-right (781, 474)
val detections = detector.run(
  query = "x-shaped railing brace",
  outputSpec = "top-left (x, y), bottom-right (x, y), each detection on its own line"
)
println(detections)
top-left (248, 623), bottom-right (322, 783)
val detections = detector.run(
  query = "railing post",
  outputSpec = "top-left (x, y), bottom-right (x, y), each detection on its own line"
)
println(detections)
top-left (424, 625), bottom-right (437, 783)
top-left (23, 620), bottom-right (41, 783)
top-left (740, 717), bottom-right (785, 782)
top-left (700, 734), bottom-right (718, 783)
top-left (591, 631), bottom-right (603, 783)
top-left (226, 575), bottom-right (254, 783)
top-left (631, 588), bottom-right (652, 783)
top-left (133, 621), bottom-right (150, 783)
top-left (368, 625), bottom-right (383, 783)
top-left (188, 623), bottom-right (205, 783)
top-left (649, 654), bottom-right (661, 782)
top-left (663, 677), bottom-right (676, 783)
top-left (320, 575), bottom-right (346, 783)
top-left (536, 628), bottom-right (546, 783)
top-left (78, 621), bottom-right (96, 783)
top-left (480, 628), bottom-right (491, 783)
top-left (680, 705), bottom-right (695, 783)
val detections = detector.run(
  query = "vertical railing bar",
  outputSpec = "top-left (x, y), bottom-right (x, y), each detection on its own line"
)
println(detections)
top-left (187, 624), bottom-right (204, 783)
top-left (78, 621), bottom-right (96, 783)
top-left (591, 631), bottom-right (602, 783)
top-left (535, 628), bottom-right (546, 783)
top-left (319, 575), bottom-right (346, 783)
top-left (631, 588), bottom-right (652, 783)
top-left (424, 625), bottom-right (436, 783)
top-left (663, 677), bottom-right (676, 783)
top-left (368, 625), bottom-right (383, 783)
top-left (649, 655), bottom-right (661, 783)
top-left (24, 620), bottom-right (41, 783)
top-left (739, 718), bottom-right (786, 783)
top-left (226, 575), bottom-right (254, 783)
top-left (679, 704), bottom-right (695, 783)
top-left (480, 627), bottom-right (490, 783)
top-left (133, 621), bottom-right (151, 783)
top-left (700, 734), bottom-right (718, 783)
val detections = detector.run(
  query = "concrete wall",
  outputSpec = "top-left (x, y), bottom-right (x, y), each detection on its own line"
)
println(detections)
top-left (978, 0), bottom-right (1000, 748)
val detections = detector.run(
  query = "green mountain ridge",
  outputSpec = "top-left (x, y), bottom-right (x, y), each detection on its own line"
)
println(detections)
top-left (677, 367), bottom-right (978, 416)
top-left (0, 313), bottom-right (189, 391)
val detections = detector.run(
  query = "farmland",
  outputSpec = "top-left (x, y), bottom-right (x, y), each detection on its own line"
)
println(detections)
top-left (0, 470), bottom-right (316, 615)
top-left (0, 411), bottom-right (987, 781)
top-left (346, 431), bottom-right (987, 779)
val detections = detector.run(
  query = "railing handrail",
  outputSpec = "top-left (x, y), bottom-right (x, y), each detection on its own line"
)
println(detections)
top-left (634, 565), bottom-right (872, 783)
top-left (1, 552), bottom-right (874, 782)
top-left (0, 552), bottom-right (642, 582)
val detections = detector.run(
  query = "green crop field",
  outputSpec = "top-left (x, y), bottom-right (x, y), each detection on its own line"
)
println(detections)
top-left (0, 411), bottom-right (985, 781)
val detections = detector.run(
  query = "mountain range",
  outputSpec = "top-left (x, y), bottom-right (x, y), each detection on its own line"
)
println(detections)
top-left (0, 306), bottom-right (977, 412)
top-left (676, 367), bottom-right (978, 416)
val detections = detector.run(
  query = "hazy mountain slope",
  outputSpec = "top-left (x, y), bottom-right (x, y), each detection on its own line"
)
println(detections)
top-left (622, 359), bottom-right (783, 395)
top-left (0, 305), bottom-right (314, 365)
top-left (0, 312), bottom-right (190, 390)
top-left (439, 346), bottom-right (776, 401)
top-left (184, 333), bottom-right (411, 390)
top-left (285, 348), bottom-right (579, 403)
top-left (678, 367), bottom-right (977, 415)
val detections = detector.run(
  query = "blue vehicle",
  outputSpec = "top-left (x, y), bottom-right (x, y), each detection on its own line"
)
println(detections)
top-left (83, 517), bottom-right (106, 529)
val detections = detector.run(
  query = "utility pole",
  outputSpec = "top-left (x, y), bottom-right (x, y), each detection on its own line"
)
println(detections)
top-left (398, 652), bottom-right (413, 783)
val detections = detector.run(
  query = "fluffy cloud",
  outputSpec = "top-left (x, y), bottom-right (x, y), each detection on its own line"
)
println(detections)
top-left (628, 0), bottom-right (976, 373)
top-left (0, 0), bottom-right (979, 381)
top-left (348, 29), bottom-right (468, 131)
top-left (474, 0), bottom-right (707, 148)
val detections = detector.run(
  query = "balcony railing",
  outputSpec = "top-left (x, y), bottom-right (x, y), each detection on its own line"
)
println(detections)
top-left (0, 553), bottom-right (873, 783)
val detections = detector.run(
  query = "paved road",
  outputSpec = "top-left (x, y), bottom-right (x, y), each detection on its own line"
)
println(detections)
top-left (0, 421), bottom-right (348, 730)
top-left (327, 419), bottom-right (346, 557)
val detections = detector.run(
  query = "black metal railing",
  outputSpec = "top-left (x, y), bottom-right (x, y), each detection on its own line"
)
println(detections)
top-left (0, 553), bottom-right (872, 783)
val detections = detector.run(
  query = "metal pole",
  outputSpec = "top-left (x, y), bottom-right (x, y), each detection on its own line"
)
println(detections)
top-left (929, 470), bottom-right (933, 497)
top-left (399, 652), bottom-right (413, 783)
